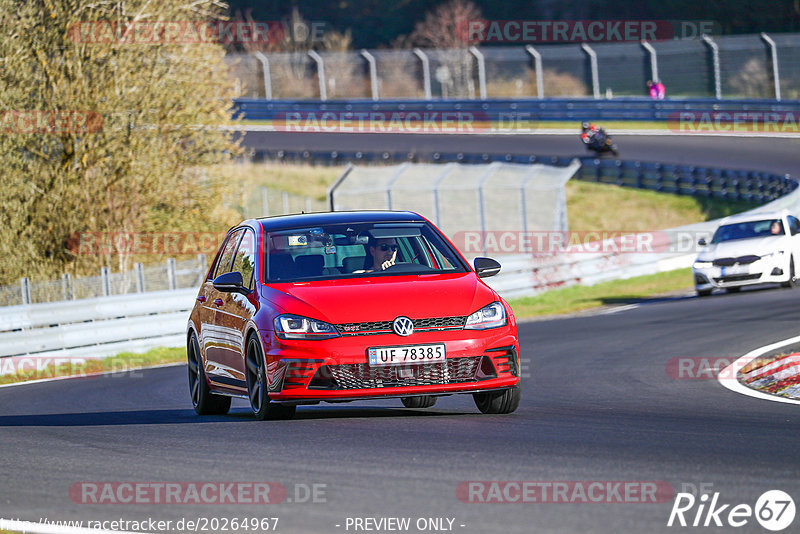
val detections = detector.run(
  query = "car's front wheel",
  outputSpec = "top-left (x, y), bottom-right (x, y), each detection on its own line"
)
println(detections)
top-left (696, 288), bottom-right (712, 297)
top-left (188, 333), bottom-right (231, 415)
top-left (401, 396), bottom-right (437, 408)
top-left (473, 386), bottom-right (520, 414)
top-left (246, 336), bottom-right (296, 420)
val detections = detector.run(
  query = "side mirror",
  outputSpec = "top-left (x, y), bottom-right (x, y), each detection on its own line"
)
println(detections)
top-left (474, 257), bottom-right (501, 278)
top-left (213, 271), bottom-right (248, 294)
top-left (698, 238), bottom-right (707, 246)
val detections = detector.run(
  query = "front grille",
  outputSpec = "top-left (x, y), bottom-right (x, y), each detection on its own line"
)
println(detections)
top-left (335, 316), bottom-right (466, 336)
top-left (319, 356), bottom-right (482, 389)
top-left (713, 273), bottom-right (761, 283)
top-left (713, 255), bottom-right (760, 266)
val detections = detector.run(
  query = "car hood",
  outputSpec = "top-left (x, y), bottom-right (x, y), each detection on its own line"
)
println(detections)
top-left (696, 235), bottom-right (788, 261)
top-left (263, 273), bottom-right (496, 324)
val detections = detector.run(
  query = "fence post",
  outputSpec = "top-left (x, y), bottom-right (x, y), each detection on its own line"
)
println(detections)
top-left (100, 266), bottom-right (110, 297)
top-left (760, 32), bottom-right (781, 101)
top-left (327, 164), bottom-right (354, 211)
top-left (62, 273), bottom-right (73, 301)
top-left (196, 254), bottom-right (207, 285)
top-left (308, 50), bottom-right (327, 101)
top-left (525, 45), bottom-right (544, 99)
top-left (580, 43), bottom-right (600, 99)
top-left (167, 258), bottom-right (177, 290)
top-left (640, 40), bottom-right (659, 84)
top-left (360, 49), bottom-right (379, 100)
top-left (135, 262), bottom-right (145, 293)
top-left (701, 34), bottom-right (721, 99)
top-left (282, 191), bottom-right (289, 214)
top-left (413, 48), bottom-right (432, 100)
top-left (20, 277), bottom-right (31, 305)
top-left (305, 196), bottom-right (312, 213)
top-left (253, 51), bottom-right (273, 100)
top-left (469, 46), bottom-right (487, 99)
top-left (261, 186), bottom-right (270, 216)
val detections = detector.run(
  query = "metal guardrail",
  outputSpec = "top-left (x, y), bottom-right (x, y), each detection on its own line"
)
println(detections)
top-left (234, 97), bottom-right (800, 123)
top-left (0, 289), bottom-right (196, 361)
top-left (253, 149), bottom-right (797, 205)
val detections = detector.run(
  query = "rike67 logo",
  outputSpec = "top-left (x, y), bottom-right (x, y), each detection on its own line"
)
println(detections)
top-left (667, 489), bottom-right (795, 530)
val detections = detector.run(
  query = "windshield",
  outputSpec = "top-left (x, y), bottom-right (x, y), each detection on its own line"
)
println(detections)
top-left (710, 219), bottom-right (784, 244)
top-left (263, 222), bottom-right (468, 282)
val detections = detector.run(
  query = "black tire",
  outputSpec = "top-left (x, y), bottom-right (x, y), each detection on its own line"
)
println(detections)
top-left (401, 396), bottom-right (437, 408)
top-left (473, 386), bottom-right (521, 414)
top-left (781, 257), bottom-right (797, 288)
top-left (245, 336), bottom-right (296, 420)
top-left (188, 333), bottom-right (231, 415)
top-left (696, 289), bottom-right (712, 297)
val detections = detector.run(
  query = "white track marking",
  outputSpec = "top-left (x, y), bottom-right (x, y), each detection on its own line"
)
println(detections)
top-left (718, 335), bottom-right (800, 405)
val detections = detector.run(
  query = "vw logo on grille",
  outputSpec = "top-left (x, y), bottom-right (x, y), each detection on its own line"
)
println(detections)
top-left (392, 316), bottom-right (414, 336)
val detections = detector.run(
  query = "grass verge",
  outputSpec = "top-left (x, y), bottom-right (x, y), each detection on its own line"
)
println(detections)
top-left (508, 268), bottom-right (693, 319)
top-left (0, 347), bottom-right (184, 386)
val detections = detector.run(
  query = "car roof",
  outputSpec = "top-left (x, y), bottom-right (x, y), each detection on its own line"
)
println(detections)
top-left (256, 210), bottom-right (426, 231)
top-left (718, 209), bottom-right (792, 225)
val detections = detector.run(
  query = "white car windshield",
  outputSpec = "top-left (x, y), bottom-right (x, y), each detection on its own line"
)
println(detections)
top-left (710, 219), bottom-right (784, 244)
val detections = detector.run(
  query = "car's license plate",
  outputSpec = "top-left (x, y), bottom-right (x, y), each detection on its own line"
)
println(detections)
top-left (722, 264), bottom-right (749, 276)
top-left (368, 344), bottom-right (446, 366)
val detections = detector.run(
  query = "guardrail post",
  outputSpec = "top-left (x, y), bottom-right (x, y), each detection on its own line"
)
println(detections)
top-left (62, 273), bottom-right (73, 301)
top-left (100, 266), bottom-right (110, 297)
top-left (308, 50), bottom-right (327, 101)
top-left (261, 186), bottom-right (270, 216)
top-left (701, 35), bottom-right (722, 99)
top-left (282, 191), bottom-right (290, 214)
top-left (360, 49), bottom-right (379, 100)
top-left (253, 51), bottom-right (273, 100)
top-left (469, 46), bottom-right (487, 99)
top-left (760, 32), bottom-right (781, 101)
top-left (640, 40), bottom-right (659, 85)
top-left (167, 258), bottom-right (177, 290)
top-left (20, 277), bottom-right (31, 305)
top-left (135, 262), bottom-right (145, 293)
top-left (413, 48), bottom-right (432, 100)
top-left (525, 45), bottom-right (544, 99)
top-left (580, 43), bottom-right (600, 99)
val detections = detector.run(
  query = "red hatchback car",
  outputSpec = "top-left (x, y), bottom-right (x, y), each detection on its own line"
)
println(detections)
top-left (187, 211), bottom-right (521, 420)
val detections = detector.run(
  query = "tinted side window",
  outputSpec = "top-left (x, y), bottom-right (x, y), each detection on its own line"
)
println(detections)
top-left (213, 229), bottom-right (243, 279)
top-left (231, 229), bottom-right (256, 291)
top-left (789, 216), bottom-right (800, 235)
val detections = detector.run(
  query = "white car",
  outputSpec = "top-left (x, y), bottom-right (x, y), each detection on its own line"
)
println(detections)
top-left (693, 210), bottom-right (800, 297)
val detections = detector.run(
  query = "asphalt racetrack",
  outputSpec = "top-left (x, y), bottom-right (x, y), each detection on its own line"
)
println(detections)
top-left (240, 130), bottom-right (800, 179)
top-left (1, 132), bottom-right (799, 534)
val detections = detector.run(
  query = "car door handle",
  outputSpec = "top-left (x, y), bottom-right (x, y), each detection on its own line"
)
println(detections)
top-left (213, 299), bottom-right (224, 306)
top-left (196, 295), bottom-right (206, 302)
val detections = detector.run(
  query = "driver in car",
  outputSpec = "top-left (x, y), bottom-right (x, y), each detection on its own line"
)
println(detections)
top-left (351, 237), bottom-right (398, 273)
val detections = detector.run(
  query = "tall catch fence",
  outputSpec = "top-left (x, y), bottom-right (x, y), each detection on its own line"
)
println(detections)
top-left (226, 33), bottom-right (800, 100)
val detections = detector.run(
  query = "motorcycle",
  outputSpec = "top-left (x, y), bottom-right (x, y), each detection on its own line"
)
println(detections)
top-left (580, 126), bottom-right (618, 156)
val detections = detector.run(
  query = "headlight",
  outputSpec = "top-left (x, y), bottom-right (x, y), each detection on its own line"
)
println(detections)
top-left (693, 261), bottom-right (713, 268)
top-left (760, 250), bottom-right (785, 259)
top-left (464, 302), bottom-right (507, 330)
top-left (274, 314), bottom-right (340, 340)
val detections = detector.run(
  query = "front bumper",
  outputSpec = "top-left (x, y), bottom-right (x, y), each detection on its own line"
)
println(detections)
top-left (263, 328), bottom-right (521, 402)
top-left (693, 255), bottom-right (789, 290)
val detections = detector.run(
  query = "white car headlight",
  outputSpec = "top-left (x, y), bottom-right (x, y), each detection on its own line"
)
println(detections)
top-left (464, 302), bottom-right (507, 330)
top-left (274, 314), bottom-right (340, 340)
top-left (693, 261), bottom-right (713, 268)
top-left (760, 250), bottom-right (785, 259)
